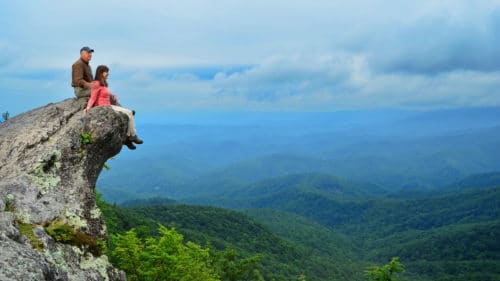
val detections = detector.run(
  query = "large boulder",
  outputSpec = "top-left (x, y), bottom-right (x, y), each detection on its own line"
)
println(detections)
top-left (0, 98), bottom-right (128, 281)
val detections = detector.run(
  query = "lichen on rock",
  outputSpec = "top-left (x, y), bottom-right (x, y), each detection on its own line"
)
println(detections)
top-left (0, 98), bottom-right (129, 281)
top-left (29, 150), bottom-right (62, 193)
top-left (64, 207), bottom-right (88, 229)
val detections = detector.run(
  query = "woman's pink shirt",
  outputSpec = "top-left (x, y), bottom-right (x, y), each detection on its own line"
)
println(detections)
top-left (86, 81), bottom-right (112, 110)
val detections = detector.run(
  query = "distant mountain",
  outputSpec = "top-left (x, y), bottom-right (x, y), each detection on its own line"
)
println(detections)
top-left (386, 171), bottom-right (500, 199)
top-left (184, 169), bottom-right (500, 280)
top-left (185, 172), bottom-right (385, 206)
top-left (98, 126), bottom-right (500, 203)
top-left (119, 197), bottom-right (178, 207)
top-left (97, 108), bottom-right (500, 202)
top-left (97, 152), bottom-right (207, 201)
top-left (449, 171), bottom-right (500, 190)
top-left (189, 154), bottom-right (328, 185)
top-left (388, 106), bottom-right (500, 137)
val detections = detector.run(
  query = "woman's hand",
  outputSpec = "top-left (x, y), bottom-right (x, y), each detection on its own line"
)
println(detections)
top-left (83, 108), bottom-right (89, 115)
top-left (111, 94), bottom-right (118, 104)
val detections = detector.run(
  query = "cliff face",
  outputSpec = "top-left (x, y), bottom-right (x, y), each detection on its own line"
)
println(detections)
top-left (0, 98), bottom-right (128, 281)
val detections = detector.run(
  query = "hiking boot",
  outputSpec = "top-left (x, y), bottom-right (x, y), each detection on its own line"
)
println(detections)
top-left (123, 139), bottom-right (136, 150)
top-left (129, 135), bottom-right (143, 144)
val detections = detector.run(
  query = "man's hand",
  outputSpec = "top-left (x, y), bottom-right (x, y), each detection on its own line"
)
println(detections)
top-left (85, 81), bottom-right (97, 89)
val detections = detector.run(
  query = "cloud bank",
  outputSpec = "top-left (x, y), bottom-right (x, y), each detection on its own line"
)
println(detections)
top-left (1, 0), bottom-right (499, 115)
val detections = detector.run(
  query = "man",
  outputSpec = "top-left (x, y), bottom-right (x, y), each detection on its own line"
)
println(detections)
top-left (71, 46), bottom-right (94, 98)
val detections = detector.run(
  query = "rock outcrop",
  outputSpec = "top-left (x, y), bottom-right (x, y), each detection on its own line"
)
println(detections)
top-left (0, 98), bottom-right (128, 281)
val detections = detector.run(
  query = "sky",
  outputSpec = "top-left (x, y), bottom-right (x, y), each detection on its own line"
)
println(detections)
top-left (1, 0), bottom-right (500, 119)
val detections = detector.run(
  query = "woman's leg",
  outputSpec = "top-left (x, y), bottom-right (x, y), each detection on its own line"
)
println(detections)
top-left (110, 105), bottom-right (136, 136)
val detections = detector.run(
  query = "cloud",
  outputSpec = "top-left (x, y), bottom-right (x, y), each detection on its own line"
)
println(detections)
top-left (214, 54), bottom-right (368, 101)
top-left (360, 4), bottom-right (500, 75)
top-left (211, 53), bottom-right (500, 110)
top-left (2, 0), bottom-right (500, 114)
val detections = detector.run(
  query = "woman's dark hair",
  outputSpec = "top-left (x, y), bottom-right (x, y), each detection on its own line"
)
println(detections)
top-left (94, 65), bottom-right (109, 87)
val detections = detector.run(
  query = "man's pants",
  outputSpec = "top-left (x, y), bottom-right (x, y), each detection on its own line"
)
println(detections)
top-left (74, 87), bottom-right (90, 98)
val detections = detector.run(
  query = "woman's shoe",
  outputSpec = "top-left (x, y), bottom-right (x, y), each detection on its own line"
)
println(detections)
top-left (123, 139), bottom-right (136, 150)
top-left (129, 135), bottom-right (143, 144)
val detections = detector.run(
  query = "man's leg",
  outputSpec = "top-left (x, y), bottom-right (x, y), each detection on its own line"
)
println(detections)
top-left (74, 87), bottom-right (91, 98)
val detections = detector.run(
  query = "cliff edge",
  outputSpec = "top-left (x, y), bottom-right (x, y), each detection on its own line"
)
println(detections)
top-left (0, 98), bottom-right (128, 281)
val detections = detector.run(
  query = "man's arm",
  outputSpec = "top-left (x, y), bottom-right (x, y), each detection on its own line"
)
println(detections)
top-left (72, 63), bottom-right (92, 88)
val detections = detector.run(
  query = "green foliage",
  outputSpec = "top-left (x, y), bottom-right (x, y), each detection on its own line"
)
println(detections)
top-left (99, 199), bottom-right (310, 280)
top-left (95, 192), bottom-right (158, 237)
top-left (44, 220), bottom-right (102, 256)
top-left (96, 238), bottom-right (108, 255)
top-left (244, 208), bottom-right (364, 281)
top-left (103, 157), bottom-right (114, 171)
top-left (111, 225), bottom-right (219, 281)
top-left (365, 257), bottom-right (404, 281)
top-left (103, 162), bottom-right (111, 171)
top-left (125, 204), bottom-right (308, 280)
top-left (211, 247), bottom-right (265, 281)
top-left (80, 129), bottom-right (95, 145)
top-left (4, 194), bottom-right (14, 212)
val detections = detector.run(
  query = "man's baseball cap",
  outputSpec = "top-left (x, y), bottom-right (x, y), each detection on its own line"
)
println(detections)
top-left (80, 46), bottom-right (94, 53)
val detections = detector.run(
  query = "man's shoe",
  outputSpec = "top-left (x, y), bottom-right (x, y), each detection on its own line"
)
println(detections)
top-left (123, 139), bottom-right (136, 150)
top-left (129, 135), bottom-right (143, 144)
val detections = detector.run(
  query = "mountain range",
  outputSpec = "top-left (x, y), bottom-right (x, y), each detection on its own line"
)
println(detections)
top-left (96, 106), bottom-right (500, 280)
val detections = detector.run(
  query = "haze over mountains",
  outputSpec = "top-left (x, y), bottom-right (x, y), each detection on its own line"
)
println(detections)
top-left (98, 106), bottom-right (500, 201)
top-left (95, 106), bottom-right (500, 280)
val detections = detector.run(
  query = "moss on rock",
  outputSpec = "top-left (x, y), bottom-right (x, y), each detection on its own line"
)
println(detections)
top-left (44, 219), bottom-right (103, 256)
top-left (17, 221), bottom-right (44, 251)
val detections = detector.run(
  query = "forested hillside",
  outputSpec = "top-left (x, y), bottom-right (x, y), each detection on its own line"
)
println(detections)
top-left (213, 178), bottom-right (500, 280)
top-left (95, 108), bottom-right (500, 280)
top-left (99, 198), bottom-right (367, 281)
top-left (99, 171), bottom-right (500, 280)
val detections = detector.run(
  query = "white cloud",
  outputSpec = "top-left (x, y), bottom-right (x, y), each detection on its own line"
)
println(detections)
top-left (214, 53), bottom-right (368, 101)
top-left (1, 0), bottom-right (500, 113)
top-left (211, 53), bottom-right (500, 110)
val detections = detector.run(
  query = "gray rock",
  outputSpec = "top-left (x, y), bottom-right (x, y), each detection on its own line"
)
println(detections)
top-left (0, 98), bottom-right (128, 281)
top-left (0, 235), bottom-right (68, 281)
top-left (0, 212), bottom-right (20, 240)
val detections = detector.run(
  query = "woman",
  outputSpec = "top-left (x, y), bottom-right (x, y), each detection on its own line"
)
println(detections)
top-left (84, 65), bottom-right (143, 150)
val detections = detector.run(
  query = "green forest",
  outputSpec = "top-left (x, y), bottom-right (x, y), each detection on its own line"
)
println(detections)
top-left (95, 110), bottom-right (500, 280)
top-left (96, 171), bottom-right (500, 280)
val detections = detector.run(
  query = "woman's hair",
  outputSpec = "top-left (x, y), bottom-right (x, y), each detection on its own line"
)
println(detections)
top-left (94, 65), bottom-right (109, 87)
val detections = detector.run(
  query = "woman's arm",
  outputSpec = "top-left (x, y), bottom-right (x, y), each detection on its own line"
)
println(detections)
top-left (84, 83), bottom-right (99, 114)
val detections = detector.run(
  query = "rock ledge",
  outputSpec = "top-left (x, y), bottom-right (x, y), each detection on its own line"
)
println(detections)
top-left (0, 99), bottom-right (128, 281)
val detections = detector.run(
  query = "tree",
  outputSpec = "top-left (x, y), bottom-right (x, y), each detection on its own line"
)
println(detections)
top-left (365, 257), bottom-right (404, 281)
top-left (110, 230), bottom-right (143, 281)
top-left (211, 247), bottom-right (264, 281)
top-left (111, 225), bottom-right (219, 281)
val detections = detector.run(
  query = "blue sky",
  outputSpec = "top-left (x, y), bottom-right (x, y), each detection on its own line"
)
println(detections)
top-left (1, 1), bottom-right (500, 117)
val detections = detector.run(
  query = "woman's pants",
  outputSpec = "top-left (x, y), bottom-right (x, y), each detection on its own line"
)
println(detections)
top-left (110, 105), bottom-right (136, 137)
